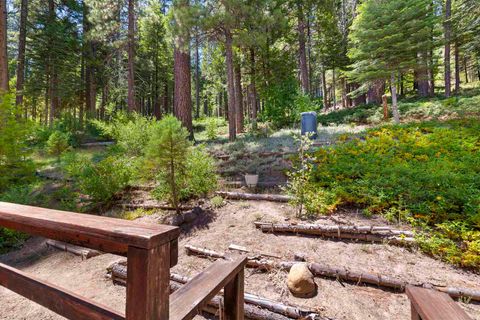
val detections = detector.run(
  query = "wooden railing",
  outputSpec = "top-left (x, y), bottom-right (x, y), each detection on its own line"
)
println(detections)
top-left (0, 202), bottom-right (246, 320)
top-left (406, 285), bottom-right (472, 320)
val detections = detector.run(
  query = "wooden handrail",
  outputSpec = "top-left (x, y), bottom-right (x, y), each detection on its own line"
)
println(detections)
top-left (0, 201), bottom-right (180, 320)
top-left (406, 285), bottom-right (472, 320)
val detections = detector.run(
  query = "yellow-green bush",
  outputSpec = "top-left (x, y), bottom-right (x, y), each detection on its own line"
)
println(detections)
top-left (307, 119), bottom-right (480, 268)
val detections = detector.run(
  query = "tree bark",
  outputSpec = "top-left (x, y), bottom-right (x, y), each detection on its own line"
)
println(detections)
top-left (417, 53), bottom-right (429, 97)
top-left (444, 0), bottom-right (451, 97)
top-left (297, 3), bottom-right (309, 94)
top-left (367, 80), bottom-right (385, 105)
top-left (173, 0), bottom-right (193, 136)
top-left (194, 28), bottom-right (200, 119)
top-left (454, 42), bottom-right (460, 93)
top-left (48, 0), bottom-right (57, 126)
top-left (321, 69), bottom-right (328, 109)
top-left (391, 73), bottom-right (400, 124)
top-left (0, 0), bottom-right (8, 93)
top-left (15, 0), bottom-right (28, 107)
top-left (127, 0), bottom-right (137, 112)
top-left (174, 44), bottom-right (193, 136)
top-left (83, 3), bottom-right (96, 119)
top-left (225, 29), bottom-right (236, 141)
top-left (464, 55), bottom-right (468, 83)
top-left (249, 48), bottom-right (257, 130)
top-left (234, 62), bottom-right (244, 133)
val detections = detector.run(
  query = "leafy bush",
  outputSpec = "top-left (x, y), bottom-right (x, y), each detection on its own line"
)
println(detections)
top-left (46, 131), bottom-right (71, 160)
top-left (92, 112), bottom-right (158, 156)
top-left (206, 118), bottom-right (218, 140)
top-left (63, 152), bottom-right (133, 202)
top-left (306, 119), bottom-right (480, 268)
top-left (0, 94), bottom-right (35, 190)
top-left (184, 146), bottom-right (218, 197)
top-left (261, 81), bottom-right (323, 128)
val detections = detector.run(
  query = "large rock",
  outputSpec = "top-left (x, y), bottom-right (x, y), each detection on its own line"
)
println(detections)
top-left (287, 263), bottom-right (316, 298)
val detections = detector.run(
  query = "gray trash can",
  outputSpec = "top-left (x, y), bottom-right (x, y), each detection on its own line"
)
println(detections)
top-left (301, 111), bottom-right (317, 139)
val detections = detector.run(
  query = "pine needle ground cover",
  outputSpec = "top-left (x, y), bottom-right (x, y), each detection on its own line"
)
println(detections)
top-left (308, 119), bottom-right (480, 268)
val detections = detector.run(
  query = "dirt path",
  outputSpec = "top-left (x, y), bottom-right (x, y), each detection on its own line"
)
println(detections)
top-left (1, 200), bottom-right (479, 319)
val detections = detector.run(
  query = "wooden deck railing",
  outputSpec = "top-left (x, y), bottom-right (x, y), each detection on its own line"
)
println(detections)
top-left (406, 285), bottom-right (472, 320)
top-left (0, 202), bottom-right (246, 320)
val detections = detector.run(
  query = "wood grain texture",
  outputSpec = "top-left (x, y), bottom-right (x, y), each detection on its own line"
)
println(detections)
top-left (169, 256), bottom-right (247, 320)
top-left (406, 286), bottom-right (472, 320)
top-left (224, 268), bottom-right (244, 320)
top-left (0, 202), bottom-right (179, 254)
top-left (126, 244), bottom-right (171, 320)
top-left (0, 263), bottom-right (125, 320)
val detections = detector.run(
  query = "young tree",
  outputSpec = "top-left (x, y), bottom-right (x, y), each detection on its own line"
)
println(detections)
top-left (348, 0), bottom-right (437, 124)
top-left (0, 0), bottom-right (8, 93)
top-left (145, 115), bottom-right (191, 214)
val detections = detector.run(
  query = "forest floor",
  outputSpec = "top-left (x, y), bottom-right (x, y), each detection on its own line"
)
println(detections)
top-left (1, 198), bottom-right (479, 320)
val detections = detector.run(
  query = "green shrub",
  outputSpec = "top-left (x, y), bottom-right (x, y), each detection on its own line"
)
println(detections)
top-left (0, 93), bottom-right (35, 190)
top-left (46, 131), bottom-right (71, 160)
top-left (63, 152), bottom-right (133, 202)
top-left (206, 118), bottom-right (218, 140)
top-left (306, 119), bottom-right (480, 268)
top-left (92, 112), bottom-right (158, 156)
top-left (184, 146), bottom-right (218, 198)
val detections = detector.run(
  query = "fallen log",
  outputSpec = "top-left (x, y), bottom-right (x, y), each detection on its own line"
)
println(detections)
top-left (220, 180), bottom-right (287, 188)
top-left (255, 222), bottom-right (415, 245)
top-left (215, 191), bottom-right (292, 202)
top-left (109, 263), bottom-right (321, 319)
top-left (228, 243), bottom-right (282, 259)
top-left (80, 141), bottom-right (115, 147)
top-left (46, 240), bottom-right (103, 260)
top-left (184, 245), bottom-right (480, 303)
top-left (117, 203), bottom-right (194, 211)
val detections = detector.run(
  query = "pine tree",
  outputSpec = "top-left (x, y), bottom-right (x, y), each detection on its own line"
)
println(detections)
top-left (348, 0), bottom-right (438, 124)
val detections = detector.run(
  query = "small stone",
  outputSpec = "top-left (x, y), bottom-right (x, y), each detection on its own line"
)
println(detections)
top-left (287, 263), bottom-right (316, 298)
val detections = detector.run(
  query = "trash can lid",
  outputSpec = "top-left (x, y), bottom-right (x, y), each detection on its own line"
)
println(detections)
top-left (301, 111), bottom-right (317, 116)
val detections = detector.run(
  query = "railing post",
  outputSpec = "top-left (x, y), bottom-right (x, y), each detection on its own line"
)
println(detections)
top-left (126, 242), bottom-right (171, 320)
top-left (411, 302), bottom-right (421, 320)
top-left (223, 268), bottom-right (244, 320)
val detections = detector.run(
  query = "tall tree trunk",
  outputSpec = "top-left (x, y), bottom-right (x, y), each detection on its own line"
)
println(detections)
top-left (174, 45), bottom-right (193, 135)
top-left (417, 52), bottom-right (430, 97)
top-left (332, 68), bottom-right (337, 109)
top-left (173, 0), bottom-right (193, 136)
top-left (15, 0), bottom-right (28, 107)
top-left (234, 62), bottom-right (244, 133)
top-left (391, 73), bottom-right (400, 124)
top-left (367, 80), bottom-right (385, 104)
top-left (127, 0), bottom-right (137, 111)
top-left (428, 47), bottom-right (435, 96)
top-left (321, 69), bottom-right (328, 109)
top-left (194, 28), bottom-right (200, 119)
top-left (297, 3), bottom-right (309, 95)
top-left (464, 55), bottom-right (468, 83)
top-left (444, 0), bottom-right (451, 97)
top-left (48, 0), bottom-right (57, 126)
top-left (225, 29), bottom-right (236, 141)
top-left (249, 48), bottom-right (257, 130)
top-left (83, 2), bottom-right (96, 119)
top-left (0, 0), bottom-right (8, 92)
top-left (454, 42), bottom-right (460, 93)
